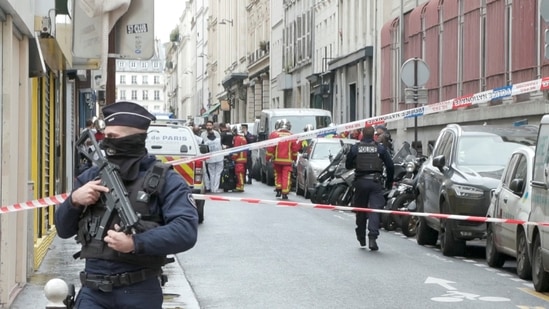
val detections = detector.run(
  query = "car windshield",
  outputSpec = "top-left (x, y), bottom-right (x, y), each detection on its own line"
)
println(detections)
top-left (271, 115), bottom-right (332, 134)
top-left (311, 142), bottom-right (342, 160)
top-left (456, 135), bottom-right (524, 171)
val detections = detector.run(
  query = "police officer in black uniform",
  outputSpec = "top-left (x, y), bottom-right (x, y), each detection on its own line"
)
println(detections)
top-left (345, 125), bottom-right (394, 251)
top-left (55, 101), bottom-right (198, 309)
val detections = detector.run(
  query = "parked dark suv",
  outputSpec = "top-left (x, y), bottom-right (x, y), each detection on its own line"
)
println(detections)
top-left (416, 124), bottom-right (538, 256)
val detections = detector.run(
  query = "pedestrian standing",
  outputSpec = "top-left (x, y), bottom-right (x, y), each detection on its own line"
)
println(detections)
top-left (55, 101), bottom-right (198, 309)
top-left (201, 120), bottom-right (224, 193)
top-left (241, 123), bottom-right (257, 184)
top-left (345, 125), bottom-right (394, 251)
top-left (231, 127), bottom-right (248, 192)
top-left (266, 119), bottom-right (299, 200)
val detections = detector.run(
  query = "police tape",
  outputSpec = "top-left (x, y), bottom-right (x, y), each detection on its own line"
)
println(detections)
top-left (1, 191), bottom-right (548, 227)
top-left (165, 77), bottom-right (549, 166)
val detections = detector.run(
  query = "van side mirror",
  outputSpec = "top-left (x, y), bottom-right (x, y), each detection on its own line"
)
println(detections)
top-left (509, 178), bottom-right (525, 195)
top-left (180, 145), bottom-right (189, 153)
top-left (199, 144), bottom-right (210, 154)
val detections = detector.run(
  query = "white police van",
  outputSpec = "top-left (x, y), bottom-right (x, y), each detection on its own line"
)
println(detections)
top-left (146, 123), bottom-right (207, 223)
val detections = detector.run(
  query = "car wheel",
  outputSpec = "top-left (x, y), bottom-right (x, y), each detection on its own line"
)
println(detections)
top-left (439, 201), bottom-right (466, 257)
top-left (485, 223), bottom-right (505, 268)
top-left (310, 185), bottom-right (320, 203)
top-left (260, 168), bottom-right (266, 183)
top-left (516, 229), bottom-right (532, 280)
top-left (416, 217), bottom-right (438, 246)
top-left (196, 200), bottom-right (205, 224)
top-left (303, 175), bottom-right (310, 199)
top-left (266, 168), bottom-right (275, 186)
top-left (252, 162), bottom-right (261, 180)
top-left (382, 213), bottom-right (398, 231)
top-left (296, 178), bottom-right (304, 196)
top-left (533, 235), bottom-right (549, 292)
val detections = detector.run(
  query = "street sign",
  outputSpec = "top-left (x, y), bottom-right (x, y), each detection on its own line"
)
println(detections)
top-left (405, 87), bottom-right (428, 104)
top-left (72, 0), bottom-right (154, 60)
top-left (115, 0), bottom-right (155, 59)
top-left (401, 57), bottom-right (430, 87)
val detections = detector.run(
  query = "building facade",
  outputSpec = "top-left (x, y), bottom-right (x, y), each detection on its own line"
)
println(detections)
top-left (116, 44), bottom-right (166, 114)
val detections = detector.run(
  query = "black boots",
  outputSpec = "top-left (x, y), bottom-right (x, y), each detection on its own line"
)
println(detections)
top-left (369, 238), bottom-right (379, 251)
top-left (275, 189), bottom-right (282, 198)
top-left (281, 194), bottom-right (288, 200)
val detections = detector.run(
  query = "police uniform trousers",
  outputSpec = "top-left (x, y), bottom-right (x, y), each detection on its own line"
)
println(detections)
top-left (75, 276), bottom-right (162, 309)
top-left (352, 176), bottom-right (385, 239)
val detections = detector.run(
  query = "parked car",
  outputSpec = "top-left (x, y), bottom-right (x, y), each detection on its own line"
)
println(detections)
top-left (295, 138), bottom-right (357, 198)
top-left (416, 124), bottom-right (538, 257)
top-left (530, 114), bottom-right (549, 292)
top-left (486, 145), bottom-right (535, 279)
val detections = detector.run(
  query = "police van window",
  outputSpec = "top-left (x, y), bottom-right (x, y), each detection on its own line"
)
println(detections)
top-left (533, 124), bottom-right (549, 183)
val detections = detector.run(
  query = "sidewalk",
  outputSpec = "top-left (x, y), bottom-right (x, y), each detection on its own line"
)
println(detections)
top-left (10, 236), bottom-right (200, 309)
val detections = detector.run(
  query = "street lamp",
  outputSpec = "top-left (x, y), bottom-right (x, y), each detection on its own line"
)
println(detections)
top-left (219, 18), bottom-right (233, 26)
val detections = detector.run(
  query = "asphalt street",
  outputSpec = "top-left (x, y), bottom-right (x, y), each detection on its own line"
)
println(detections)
top-left (177, 180), bottom-right (549, 309)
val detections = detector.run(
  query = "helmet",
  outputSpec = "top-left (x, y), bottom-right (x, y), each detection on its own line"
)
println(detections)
top-left (274, 119), bottom-right (283, 130)
top-left (279, 119), bottom-right (291, 131)
top-left (304, 124), bottom-right (314, 132)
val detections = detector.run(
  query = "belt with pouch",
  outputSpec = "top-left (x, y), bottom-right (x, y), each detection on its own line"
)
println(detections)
top-left (360, 173), bottom-right (381, 181)
top-left (80, 268), bottom-right (161, 292)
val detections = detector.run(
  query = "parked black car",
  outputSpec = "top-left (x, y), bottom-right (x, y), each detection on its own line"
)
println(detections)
top-left (415, 124), bottom-right (538, 257)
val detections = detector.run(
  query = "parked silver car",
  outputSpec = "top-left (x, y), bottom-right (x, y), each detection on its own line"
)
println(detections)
top-left (295, 138), bottom-right (357, 198)
top-left (486, 145), bottom-right (535, 279)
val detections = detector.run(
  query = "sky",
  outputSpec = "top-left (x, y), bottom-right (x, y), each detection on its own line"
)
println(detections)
top-left (154, 0), bottom-right (186, 43)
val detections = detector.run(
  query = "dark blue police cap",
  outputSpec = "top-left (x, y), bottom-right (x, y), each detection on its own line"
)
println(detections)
top-left (102, 101), bottom-right (156, 130)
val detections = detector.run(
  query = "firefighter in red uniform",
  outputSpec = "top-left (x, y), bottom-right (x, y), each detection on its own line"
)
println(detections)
top-left (231, 127), bottom-right (248, 192)
top-left (266, 119), bottom-right (299, 200)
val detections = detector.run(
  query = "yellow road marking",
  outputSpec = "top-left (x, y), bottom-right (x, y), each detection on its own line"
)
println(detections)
top-left (518, 287), bottom-right (549, 304)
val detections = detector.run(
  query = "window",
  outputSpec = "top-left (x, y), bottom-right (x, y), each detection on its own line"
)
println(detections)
top-left (154, 76), bottom-right (160, 84)
top-left (120, 90), bottom-right (126, 100)
top-left (142, 90), bottom-right (149, 100)
top-left (131, 90), bottom-right (137, 100)
top-left (154, 90), bottom-right (160, 100)
top-left (117, 61), bottom-right (125, 69)
top-left (153, 61), bottom-right (160, 68)
top-left (131, 75), bottom-right (137, 84)
top-left (120, 75), bottom-right (126, 84)
top-left (130, 61), bottom-right (137, 68)
top-left (154, 105), bottom-right (161, 110)
top-left (142, 76), bottom-right (148, 84)
top-left (141, 62), bottom-right (148, 68)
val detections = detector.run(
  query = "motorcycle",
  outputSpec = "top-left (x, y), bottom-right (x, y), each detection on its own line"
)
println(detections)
top-left (382, 142), bottom-right (426, 237)
top-left (309, 141), bottom-right (351, 204)
top-left (327, 168), bottom-right (355, 206)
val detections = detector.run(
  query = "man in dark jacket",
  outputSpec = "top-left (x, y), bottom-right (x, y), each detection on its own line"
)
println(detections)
top-left (346, 125), bottom-right (394, 251)
top-left (55, 101), bottom-right (198, 309)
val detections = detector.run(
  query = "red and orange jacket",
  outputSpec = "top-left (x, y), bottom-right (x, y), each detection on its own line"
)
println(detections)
top-left (231, 135), bottom-right (248, 164)
top-left (266, 129), bottom-right (299, 165)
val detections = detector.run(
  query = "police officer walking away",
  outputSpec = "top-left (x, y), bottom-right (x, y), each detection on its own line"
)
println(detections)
top-left (345, 125), bottom-right (394, 251)
top-left (55, 101), bottom-right (198, 308)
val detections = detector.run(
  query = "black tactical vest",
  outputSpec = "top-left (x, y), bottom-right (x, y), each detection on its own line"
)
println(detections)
top-left (76, 162), bottom-right (172, 268)
top-left (355, 141), bottom-right (383, 173)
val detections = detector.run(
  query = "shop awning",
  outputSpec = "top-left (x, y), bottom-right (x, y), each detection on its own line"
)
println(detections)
top-left (201, 103), bottom-right (221, 117)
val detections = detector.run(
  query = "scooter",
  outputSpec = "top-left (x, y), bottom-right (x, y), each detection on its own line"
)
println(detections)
top-left (326, 168), bottom-right (355, 206)
top-left (309, 141), bottom-right (350, 204)
top-left (382, 146), bottom-right (426, 237)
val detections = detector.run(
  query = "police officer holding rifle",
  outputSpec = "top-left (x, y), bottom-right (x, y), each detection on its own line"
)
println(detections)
top-left (55, 101), bottom-right (198, 308)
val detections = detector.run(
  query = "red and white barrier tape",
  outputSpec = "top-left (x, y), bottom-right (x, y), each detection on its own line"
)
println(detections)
top-left (1, 192), bottom-right (548, 227)
top-left (165, 77), bottom-right (549, 166)
top-left (0, 193), bottom-right (68, 214)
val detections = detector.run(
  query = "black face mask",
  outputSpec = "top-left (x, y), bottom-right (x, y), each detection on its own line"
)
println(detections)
top-left (100, 133), bottom-right (148, 181)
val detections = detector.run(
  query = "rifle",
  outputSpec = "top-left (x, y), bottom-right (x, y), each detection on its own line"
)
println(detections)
top-left (76, 128), bottom-right (141, 240)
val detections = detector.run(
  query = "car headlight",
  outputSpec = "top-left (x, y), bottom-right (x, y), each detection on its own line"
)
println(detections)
top-left (453, 184), bottom-right (484, 198)
top-left (405, 162), bottom-right (415, 173)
